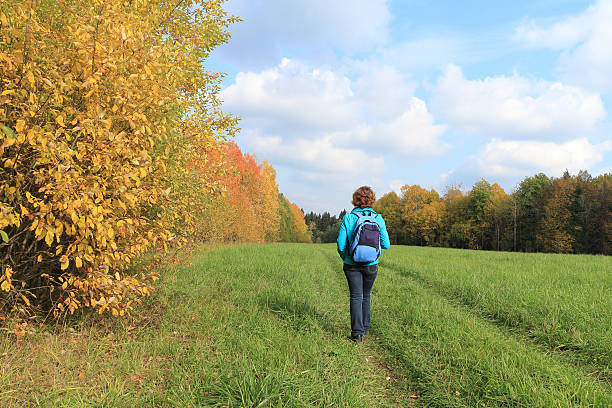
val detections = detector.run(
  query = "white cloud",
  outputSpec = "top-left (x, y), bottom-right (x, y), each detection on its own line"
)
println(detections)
top-left (222, 59), bottom-right (449, 171)
top-left (389, 180), bottom-right (405, 195)
top-left (465, 138), bottom-right (610, 184)
top-left (246, 131), bottom-right (385, 175)
top-left (220, 58), bottom-right (451, 212)
top-left (378, 98), bottom-right (449, 156)
top-left (216, 0), bottom-right (390, 67)
top-left (221, 58), bottom-right (359, 133)
top-left (353, 64), bottom-right (416, 120)
top-left (432, 64), bottom-right (605, 139)
top-left (441, 138), bottom-right (610, 191)
top-left (515, 0), bottom-right (612, 92)
top-left (515, 13), bottom-right (591, 50)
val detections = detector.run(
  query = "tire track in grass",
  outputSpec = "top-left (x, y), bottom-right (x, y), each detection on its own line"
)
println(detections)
top-left (381, 247), bottom-right (612, 378)
top-left (381, 259), bottom-right (612, 394)
top-left (317, 245), bottom-right (612, 407)
top-left (380, 257), bottom-right (612, 386)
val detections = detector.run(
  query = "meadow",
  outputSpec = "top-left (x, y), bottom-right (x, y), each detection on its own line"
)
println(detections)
top-left (0, 244), bottom-right (610, 407)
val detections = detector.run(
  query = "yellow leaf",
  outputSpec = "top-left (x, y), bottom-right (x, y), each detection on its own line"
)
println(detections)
top-left (0, 12), bottom-right (8, 26)
top-left (19, 294), bottom-right (30, 306)
top-left (44, 230), bottom-right (54, 246)
top-left (26, 71), bottom-right (35, 87)
top-left (15, 120), bottom-right (25, 133)
top-left (61, 259), bottom-right (69, 270)
top-left (75, 256), bottom-right (82, 268)
top-left (1, 280), bottom-right (11, 292)
top-left (19, 204), bottom-right (29, 217)
top-left (56, 115), bottom-right (65, 127)
top-left (37, 254), bottom-right (43, 262)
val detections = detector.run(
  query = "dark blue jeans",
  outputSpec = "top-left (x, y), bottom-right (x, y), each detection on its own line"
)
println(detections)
top-left (343, 263), bottom-right (378, 337)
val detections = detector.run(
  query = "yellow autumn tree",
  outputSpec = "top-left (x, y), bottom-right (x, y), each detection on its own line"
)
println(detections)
top-left (0, 0), bottom-right (238, 316)
top-left (195, 142), bottom-right (284, 243)
top-left (484, 183), bottom-right (512, 250)
top-left (259, 160), bottom-right (281, 242)
top-left (400, 184), bottom-right (441, 245)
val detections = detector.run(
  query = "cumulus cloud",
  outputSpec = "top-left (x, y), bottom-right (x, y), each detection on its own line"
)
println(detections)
top-left (352, 64), bottom-right (416, 120)
top-left (515, 0), bottom-right (612, 92)
top-left (389, 180), bottom-right (405, 195)
top-left (222, 59), bottom-right (449, 172)
top-left (219, 58), bottom-right (451, 212)
top-left (221, 58), bottom-right (359, 133)
top-left (245, 130), bottom-right (385, 175)
top-left (431, 64), bottom-right (605, 139)
top-left (216, 0), bottom-right (390, 68)
top-left (446, 138), bottom-right (611, 190)
top-left (378, 99), bottom-right (449, 155)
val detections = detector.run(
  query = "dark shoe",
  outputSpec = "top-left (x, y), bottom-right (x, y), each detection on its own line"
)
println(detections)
top-left (349, 335), bottom-right (362, 343)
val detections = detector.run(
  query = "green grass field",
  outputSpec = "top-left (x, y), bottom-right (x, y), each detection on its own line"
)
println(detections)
top-left (1, 244), bottom-right (611, 407)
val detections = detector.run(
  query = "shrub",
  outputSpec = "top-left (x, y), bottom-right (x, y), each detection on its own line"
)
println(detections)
top-left (0, 0), bottom-right (238, 316)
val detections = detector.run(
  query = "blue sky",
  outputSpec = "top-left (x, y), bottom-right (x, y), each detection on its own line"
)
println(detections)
top-left (209, 0), bottom-right (612, 213)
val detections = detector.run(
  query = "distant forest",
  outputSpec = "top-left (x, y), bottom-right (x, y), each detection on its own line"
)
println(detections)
top-left (306, 171), bottom-right (611, 255)
top-left (304, 210), bottom-right (346, 243)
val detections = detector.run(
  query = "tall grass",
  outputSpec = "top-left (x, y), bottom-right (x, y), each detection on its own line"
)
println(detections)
top-left (0, 245), bottom-right (406, 407)
top-left (0, 244), bottom-right (610, 407)
top-left (381, 247), bottom-right (612, 377)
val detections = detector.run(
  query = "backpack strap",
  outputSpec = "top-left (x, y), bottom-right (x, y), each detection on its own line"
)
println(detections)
top-left (352, 208), bottom-right (377, 217)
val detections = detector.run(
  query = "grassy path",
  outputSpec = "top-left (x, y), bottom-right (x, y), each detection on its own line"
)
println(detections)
top-left (0, 244), bottom-right (409, 407)
top-left (1, 243), bottom-right (610, 407)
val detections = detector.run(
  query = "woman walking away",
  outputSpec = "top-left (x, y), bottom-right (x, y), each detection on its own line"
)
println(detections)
top-left (337, 186), bottom-right (390, 343)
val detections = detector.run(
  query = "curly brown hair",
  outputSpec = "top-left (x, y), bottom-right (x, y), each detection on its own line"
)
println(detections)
top-left (352, 186), bottom-right (376, 208)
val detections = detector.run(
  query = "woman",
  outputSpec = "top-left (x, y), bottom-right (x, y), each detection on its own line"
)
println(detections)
top-left (337, 186), bottom-right (390, 342)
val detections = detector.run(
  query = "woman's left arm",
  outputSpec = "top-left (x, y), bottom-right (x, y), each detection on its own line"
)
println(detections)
top-left (337, 215), bottom-right (349, 257)
top-left (378, 216), bottom-right (391, 250)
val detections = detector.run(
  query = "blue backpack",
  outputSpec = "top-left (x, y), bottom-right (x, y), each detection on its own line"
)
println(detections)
top-left (349, 210), bottom-right (381, 264)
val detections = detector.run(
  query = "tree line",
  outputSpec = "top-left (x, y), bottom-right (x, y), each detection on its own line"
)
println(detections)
top-left (375, 171), bottom-right (610, 254)
top-left (304, 210), bottom-right (346, 243)
top-left (307, 171), bottom-right (610, 254)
